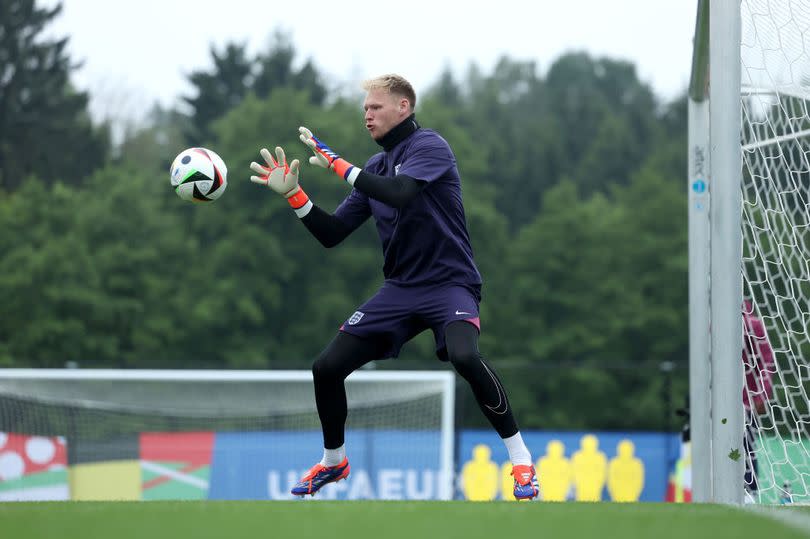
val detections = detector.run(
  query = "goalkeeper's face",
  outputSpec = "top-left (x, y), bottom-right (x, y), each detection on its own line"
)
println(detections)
top-left (364, 89), bottom-right (411, 141)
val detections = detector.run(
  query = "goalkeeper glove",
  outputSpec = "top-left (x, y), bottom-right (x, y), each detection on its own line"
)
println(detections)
top-left (249, 146), bottom-right (310, 212)
top-left (298, 126), bottom-right (361, 185)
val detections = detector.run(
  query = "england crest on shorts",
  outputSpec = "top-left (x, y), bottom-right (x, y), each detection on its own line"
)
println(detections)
top-left (348, 311), bottom-right (364, 325)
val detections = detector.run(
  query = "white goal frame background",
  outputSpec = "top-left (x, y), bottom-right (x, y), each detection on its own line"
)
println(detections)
top-left (0, 368), bottom-right (456, 500)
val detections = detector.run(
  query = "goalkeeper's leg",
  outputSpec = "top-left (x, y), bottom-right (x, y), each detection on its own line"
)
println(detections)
top-left (444, 321), bottom-right (539, 500)
top-left (292, 332), bottom-right (387, 496)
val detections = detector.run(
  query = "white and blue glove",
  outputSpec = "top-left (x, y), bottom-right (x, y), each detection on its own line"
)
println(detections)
top-left (298, 126), bottom-right (361, 185)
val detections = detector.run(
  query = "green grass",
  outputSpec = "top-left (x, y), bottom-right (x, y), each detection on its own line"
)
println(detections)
top-left (2, 501), bottom-right (809, 539)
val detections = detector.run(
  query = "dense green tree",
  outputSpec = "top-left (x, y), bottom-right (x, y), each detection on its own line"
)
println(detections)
top-left (117, 104), bottom-right (190, 174)
top-left (183, 30), bottom-right (326, 148)
top-left (544, 53), bottom-right (656, 178)
top-left (0, 0), bottom-right (108, 190)
top-left (490, 165), bottom-right (687, 429)
top-left (253, 30), bottom-right (326, 106)
top-left (182, 42), bottom-right (253, 146)
top-left (455, 57), bottom-right (564, 229)
top-left (0, 166), bottom-right (200, 367)
top-left (424, 67), bottom-right (462, 109)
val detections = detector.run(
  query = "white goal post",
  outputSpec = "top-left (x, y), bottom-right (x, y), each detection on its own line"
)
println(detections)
top-left (690, 0), bottom-right (810, 505)
top-left (0, 369), bottom-right (455, 501)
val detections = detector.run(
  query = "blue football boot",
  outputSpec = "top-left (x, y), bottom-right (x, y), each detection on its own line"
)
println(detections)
top-left (291, 457), bottom-right (350, 497)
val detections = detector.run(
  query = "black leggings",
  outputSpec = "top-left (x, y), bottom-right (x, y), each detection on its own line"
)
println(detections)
top-left (312, 321), bottom-right (519, 448)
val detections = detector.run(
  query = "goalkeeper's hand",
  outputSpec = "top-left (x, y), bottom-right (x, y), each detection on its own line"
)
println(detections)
top-left (249, 146), bottom-right (301, 198)
top-left (298, 126), bottom-right (360, 183)
top-left (250, 146), bottom-right (311, 214)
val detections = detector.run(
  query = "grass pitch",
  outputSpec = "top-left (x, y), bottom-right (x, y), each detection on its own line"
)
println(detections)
top-left (3, 500), bottom-right (809, 539)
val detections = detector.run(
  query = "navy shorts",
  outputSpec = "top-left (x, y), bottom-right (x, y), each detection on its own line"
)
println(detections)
top-left (339, 283), bottom-right (481, 360)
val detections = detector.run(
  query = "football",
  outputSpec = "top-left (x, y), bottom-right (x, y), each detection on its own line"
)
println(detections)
top-left (169, 147), bottom-right (228, 202)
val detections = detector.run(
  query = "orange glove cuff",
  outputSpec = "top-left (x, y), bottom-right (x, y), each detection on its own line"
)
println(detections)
top-left (286, 188), bottom-right (310, 209)
top-left (332, 158), bottom-right (355, 181)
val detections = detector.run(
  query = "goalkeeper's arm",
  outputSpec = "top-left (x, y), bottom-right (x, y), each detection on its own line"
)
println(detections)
top-left (298, 126), bottom-right (425, 208)
top-left (352, 171), bottom-right (425, 209)
top-left (299, 205), bottom-right (353, 248)
top-left (249, 146), bottom-right (353, 248)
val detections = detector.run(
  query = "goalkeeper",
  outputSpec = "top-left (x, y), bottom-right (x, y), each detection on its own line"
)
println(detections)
top-left (249, 74), bottom-right (538, 500)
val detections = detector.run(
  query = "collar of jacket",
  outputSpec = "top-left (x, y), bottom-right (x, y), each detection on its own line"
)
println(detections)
top-left (376, 113), bottom-right (420, 152)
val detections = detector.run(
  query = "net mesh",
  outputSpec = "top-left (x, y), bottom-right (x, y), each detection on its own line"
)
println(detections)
top-left (741, 0), bottom-right (810, 504)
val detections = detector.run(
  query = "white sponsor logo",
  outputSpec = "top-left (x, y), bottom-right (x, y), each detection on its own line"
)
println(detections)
top-left (268, 468), bottom-right (443, 500)
top-left (348, 311), bottom-right (364, 325)
top-left (455, 310), bottom-right (471, 316)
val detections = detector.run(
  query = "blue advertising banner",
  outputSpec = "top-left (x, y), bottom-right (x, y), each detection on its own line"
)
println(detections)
top-left (208, 430), bottom-right (443, 500)
top-left (205, 429), bottom-right (678, 501)
top-left (458, 430), bottom-right (681, 502)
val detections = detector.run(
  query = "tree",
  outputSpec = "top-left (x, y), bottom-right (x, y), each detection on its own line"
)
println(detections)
top-left (182, 42), bottom-right (253, 146)
top-left (490, 165), bottom-right (688, 429)
top-left (253, 31), bottom-right (327, 105)
top-left (544, 53), bottom-right (659, 195)
top-left (290, 59), bottom-right (327, 106)
top-left (0, 167), bottom-right (199, 368)
top-left (446, 57), bottom-right (566, 230)
top-left (182, 30), bottom-right (326, 148)
top-left (117, 104), bottom-right (191, 174)
top-left (425, 67), bottom-right (462, 109)
top-left (0, 0), bottom-right (108, 190)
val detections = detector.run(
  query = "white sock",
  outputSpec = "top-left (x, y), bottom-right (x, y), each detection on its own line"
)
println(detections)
top-left (503, 432), bottom-right (533, 466)
top-left (320, 445), bottom-right (346, 467)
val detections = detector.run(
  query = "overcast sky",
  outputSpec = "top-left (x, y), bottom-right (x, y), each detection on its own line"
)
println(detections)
top-left (42, 0), bottom-right (699, 127)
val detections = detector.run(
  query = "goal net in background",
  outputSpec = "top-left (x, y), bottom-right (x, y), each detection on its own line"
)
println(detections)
top-left (0, 369), bottom-right (455, 501)
top-left (740, 0), bottom-right (810, 504)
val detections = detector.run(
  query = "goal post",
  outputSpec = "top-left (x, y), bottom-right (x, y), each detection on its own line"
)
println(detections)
top-left (688, 0), bottom-right (712, 505)
top-left (0, 369), bottom-right (455, 501)
top-left (690, 0), bottom-right (810, 505)
top-left (710, 0), bottom-right (746, 506)
top-left (689, 0), bottom-right (745, 505)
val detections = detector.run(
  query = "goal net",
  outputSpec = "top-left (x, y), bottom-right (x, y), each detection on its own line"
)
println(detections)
top-left (739, 0), bottom-right (810, 505)
top-left (0, 369), bottom-right (455, 501)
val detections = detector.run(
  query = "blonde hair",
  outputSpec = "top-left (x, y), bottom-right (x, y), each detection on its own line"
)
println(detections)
top-left (362, 74), bottom-right (416, 111)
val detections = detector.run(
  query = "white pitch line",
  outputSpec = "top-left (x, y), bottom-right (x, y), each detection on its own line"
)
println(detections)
top-left (140, 460), bottom-right (209, 489)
